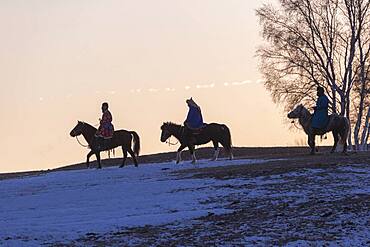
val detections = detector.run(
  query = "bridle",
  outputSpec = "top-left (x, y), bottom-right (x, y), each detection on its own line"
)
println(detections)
top-left (290, 106), bottom-right (305, 130)
top-left (164, 125), bottom-right (184, 146)
top-left (76, 136), bottom-right (89, 148)
top-left (164, 129), bottom-right (179, 146)
top-left (166, 136), bottom-right (179, 146)
top-left (291, 120), bottom-right (303, 130)
top-left (74, 122), bottom-right (90, 148)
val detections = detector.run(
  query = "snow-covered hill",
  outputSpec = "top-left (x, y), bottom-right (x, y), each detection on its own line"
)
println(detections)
top-left (1, 156), bottom-right (370, 246)
top-left (0, 159), bottom-right (265, 246)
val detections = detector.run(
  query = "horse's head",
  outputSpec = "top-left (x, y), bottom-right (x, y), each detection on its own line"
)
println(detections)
top-left (70, 121), bottom-right (85, 137)
top-left (287, 104), bottom-right (305, 119)
top-left (160, 122), bottom-right (172, 142)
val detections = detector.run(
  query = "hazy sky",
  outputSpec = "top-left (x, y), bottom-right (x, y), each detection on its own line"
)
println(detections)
top-left (0, 0), bottom-right (330, 173)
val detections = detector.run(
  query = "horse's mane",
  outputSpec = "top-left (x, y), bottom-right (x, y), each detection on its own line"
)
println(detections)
top-left (80, 121), bottom-right (97, 131)
top-left (163, 122), bottom-right (182, 128)
top-left (300, 105), bottom-right (312, 117)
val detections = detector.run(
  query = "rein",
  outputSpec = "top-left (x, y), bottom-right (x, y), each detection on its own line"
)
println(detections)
top-left (165, 125), bottom-right (184, 146)
top-left (291, 106), bottom-right (308, 131)
top-left (166, 137), bottom-right (179, 146)
top-left (291, 120), bottom-right (303, 131)
top-left (76, 136), bottom-right (89, 148)
top-left (74, 121), bottom-right (98, 149)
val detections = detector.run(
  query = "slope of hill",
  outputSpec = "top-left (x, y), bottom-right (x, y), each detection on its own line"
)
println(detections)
top-left (1, 147), bottom-right (369, 246)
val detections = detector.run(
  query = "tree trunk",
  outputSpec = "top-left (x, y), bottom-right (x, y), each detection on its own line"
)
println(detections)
top-left (353, 79), bottom-right (366, 150)
top-left (360, 106), bottom-right (370, 150)
top-left (365, 125), bottom-right (370, 151)
top-left (346, 98), bottom-right (353, 151)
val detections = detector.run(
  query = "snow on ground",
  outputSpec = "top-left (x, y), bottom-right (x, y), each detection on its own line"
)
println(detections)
top-left (0, 158), bottom-right (265, 246)
top-left (2, 158), bottom-right (370, 246)
top-left (102, 162), bottom-right (370, 246)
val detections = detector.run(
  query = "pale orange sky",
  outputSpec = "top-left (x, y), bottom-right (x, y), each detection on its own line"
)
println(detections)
top-left (0, 0), bottom-right (330, 173)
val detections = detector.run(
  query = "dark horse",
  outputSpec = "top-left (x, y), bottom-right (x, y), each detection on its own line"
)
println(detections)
top-left (160, 122), bottom-right (233, 164)
top-left (287, 104), bottom-right (349, 154)
top-left (70, 121), bottom-right (140, 168)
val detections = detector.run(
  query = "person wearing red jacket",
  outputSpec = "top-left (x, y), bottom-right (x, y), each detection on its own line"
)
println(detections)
top-left (96, 102), bottom-right (114, 138)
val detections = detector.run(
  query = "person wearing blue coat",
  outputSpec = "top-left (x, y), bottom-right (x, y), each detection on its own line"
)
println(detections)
top-left (184, 97), bottom-right (204, 129)
top-left (311, 87), bottom-right (330, 130)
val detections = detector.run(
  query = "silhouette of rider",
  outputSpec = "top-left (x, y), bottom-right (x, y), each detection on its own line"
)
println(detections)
top-left (312, 87), bottom-right (329, 132)
top-left (183, 98), bottom-right (204, 143)
top-left (184, 97), bottom-right (204, 129)
top-left (94, 102), bottom-right (114, 150)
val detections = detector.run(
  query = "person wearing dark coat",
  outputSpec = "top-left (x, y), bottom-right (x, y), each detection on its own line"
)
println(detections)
top-left (184, 98), bottom-right (204, 129)
top-left (311, 87), bottom-right (330, 130)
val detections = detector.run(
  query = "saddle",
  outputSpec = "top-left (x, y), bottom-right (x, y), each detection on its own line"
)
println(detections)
top-left (313, 114), bottom-right (336, 135)
top-left (93, 136), bottom-right (113, 151)
top-left (187, 124), bottom-right (207, 135)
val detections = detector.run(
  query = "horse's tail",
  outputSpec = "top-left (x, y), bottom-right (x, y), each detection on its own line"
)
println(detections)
top-left (339, 117), bottom-right (350, 145)
top-left (222, 124), bottom-right (233, 154)
top-left (130, 131), bottom-right (141, 156)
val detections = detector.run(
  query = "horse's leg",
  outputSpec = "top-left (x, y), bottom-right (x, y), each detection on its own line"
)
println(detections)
top-left (331, 131), bottom-right (339, 153)
top-left (119, 147), bottom-right (128, 168)
top-left (340, 131), bottom-right (348, 154)
top-left (86, 150), bottom-right (94, 169)
top-left (211, 141), bottom-right (219, 161)
top-left (308, 134), bottom-right (315, 155)
top-left (128, 148), bottom-right (138, 167)
top-left (229, 151), bottom-right (234, 160)
top-left (220, 140), bottom-right (233, 160)
top-left (96, 152), bottom-right (102, 169)
top-left (189, 145), bottom-right (197, 164)
top-left (176, 144), bottom-right (186, 164)
top-left (343, 140), bottom-right (348, 154)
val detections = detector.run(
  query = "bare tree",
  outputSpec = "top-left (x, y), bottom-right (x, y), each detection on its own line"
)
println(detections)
top-left (351, 0), bottom-right (370, 150)
top-left (257, 0), bottom-right (370, 149)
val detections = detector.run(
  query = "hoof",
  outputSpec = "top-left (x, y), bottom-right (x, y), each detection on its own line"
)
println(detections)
top-left (119, 165), bottom-right (124, 168)
top-left (134, 164), bottom-right (138, 167)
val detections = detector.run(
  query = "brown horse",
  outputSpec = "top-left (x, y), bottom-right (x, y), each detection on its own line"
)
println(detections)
top-left (70, 121), bottom-right (140, 168)
top-left (287, 104), bottom-right (349, 154)
top-left (160, 122), bottom-right (233, 164)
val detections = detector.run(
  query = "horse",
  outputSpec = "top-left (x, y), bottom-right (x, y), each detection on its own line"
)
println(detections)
top-left (287, 104), bottom-right (349, 154)
top-left (70, 121), bottom-right (140, 168)
top-left (160, 122), bottom-right (233, 164)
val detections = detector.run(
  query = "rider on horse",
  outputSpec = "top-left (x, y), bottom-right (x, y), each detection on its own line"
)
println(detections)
top-left (183, 97), bottom-right (205, 144)
top-left (94, 102), bottom-right (114, 150)
top-left (96, 102), bottom-right (114, 138)
top-left (184, 97), bottom-right (204, 130)
top-left (312, 86), bottom-right (330, 132)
